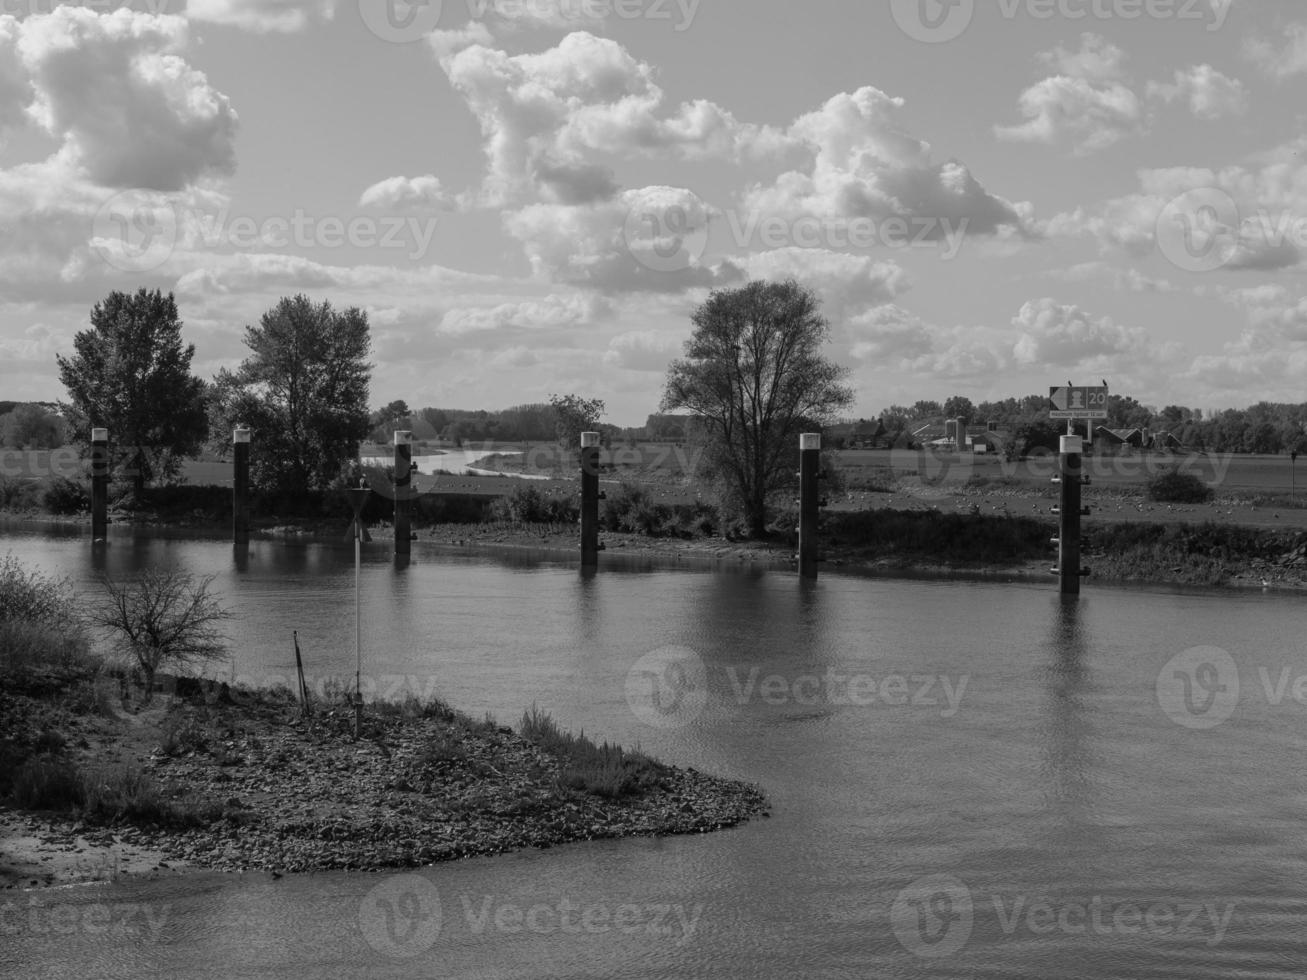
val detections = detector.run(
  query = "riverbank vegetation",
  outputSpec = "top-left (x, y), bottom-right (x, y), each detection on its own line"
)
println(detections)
top-left (0, 557), bottom-right (766, 885)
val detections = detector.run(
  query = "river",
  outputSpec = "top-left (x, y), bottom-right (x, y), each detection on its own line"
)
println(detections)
top-left (1, 523), bottom-right (1305, 979)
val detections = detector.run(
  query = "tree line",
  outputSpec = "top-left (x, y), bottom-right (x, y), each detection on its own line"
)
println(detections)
top-left (24, 280), bottom-right (1307, 539)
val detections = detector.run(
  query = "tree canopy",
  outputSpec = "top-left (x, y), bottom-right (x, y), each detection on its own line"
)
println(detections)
top-left (56, 288), bottom-right (208, 493)
top-left (209, 295), bottom-right (372, 496)
top-left (662, 279), bottom-right (852, 537)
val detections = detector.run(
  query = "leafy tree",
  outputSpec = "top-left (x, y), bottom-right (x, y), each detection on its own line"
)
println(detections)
top-left (942, 395), bottom-right (975, 422)
top-left (93, 569), bottom-right (230, 702)
top-left (911, 400), bottom-right (942, 419)
top-left (548, 393), bottom-right (606, 448)
top-left (56, 289), bottom-right (208, 495)
top-left (0, 404), bottom-right (65, 449)
top-left (209, 295), bottom-right (372, 496)
top-left (662, 279), bottom-right (853, 538)
top-left (373, 400), bottom-right (411, 427)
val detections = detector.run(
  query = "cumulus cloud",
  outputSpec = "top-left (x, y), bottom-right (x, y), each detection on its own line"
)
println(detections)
top-left (503, 185), bottom-right (721, 293)
top-left (1051, 261), bottom-right (1176, 293)
top-left (184, 0), bottom-right (334, 32)
top-left (359, 174), bottom-right (454, 210)
top-left (847, 304), bottom-right (1004, 379)
top-left (995, 34), bottom-right (1144, 154)
top-left (735, 247), bottom-right (909, 319)
top-left (439, 291), bottom-right (609, 334)
top-left (15, 8), bottom-right (237, 190)
top-left (1046, 142), bottom-right (1307, 271)
top-left (602, 328), bottom-right (682, 372)
top-left (1146, 64), bottom-right (1248, 120)
top-left (742, 86), bottom-right (1032, 242)
top-left (433, 30), bottom-right (779, 206)
top-left (1244, 21), bottom-right (1307, 80)
top-left (1011, 298), bottom-right (1150, 368)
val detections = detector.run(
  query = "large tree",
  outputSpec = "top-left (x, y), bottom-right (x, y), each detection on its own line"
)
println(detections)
top-left (662, 279), bottom-right (853, 537)
top-left (209, 295), bottom-right (372, 496)
top-left (0, 403), bottom-right (65, 449)
top-left (56, 289), bottom-right (208, 494)
top-left (548, 393), bottom-right (606, 448)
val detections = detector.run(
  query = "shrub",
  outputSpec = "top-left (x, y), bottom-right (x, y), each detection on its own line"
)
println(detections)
top-left (9, 756), bottom-right (84, 810)
top-left (1147, 469), bottom-right (1214, 504)
top-left (519, 704), bottom-right (664, 799)
top-left (43, 477), bottom-right (90, 515)
top-left (0, 477), bottom-right (43, 512)
top-left (0, 620), bottom-right (97, 681)
top-left (0, 555), bottom-right (78, 626)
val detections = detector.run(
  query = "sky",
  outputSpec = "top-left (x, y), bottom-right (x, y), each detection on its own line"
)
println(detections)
top-left (0, 0), bottom-right (1305, 426)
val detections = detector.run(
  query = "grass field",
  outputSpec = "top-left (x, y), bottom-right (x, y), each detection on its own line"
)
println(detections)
top-left (3, 443), bottom-right (1306, 530)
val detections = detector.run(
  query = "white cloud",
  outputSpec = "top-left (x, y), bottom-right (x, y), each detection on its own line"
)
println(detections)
top-left (359, 174), bottom-right (454, 210)
top-left (433, 30), bottom-right (777, 206)
top-left (602, 328), bottom-right (682, 372)
top-left (439, 291), bottom-right (609, 334)
top-left (15, 8), bottom-right (237, 190)
top-left (995, 34), bottom-right (1143, 154)
top-left (504, 186), bottom-right (720, 293)
top-left (1146, 64), bottom-right (1248, 120)
top-left (1244, 21), bottom-right (1307, 80)
top-left (847, 304), bottom-right (1004, 379)
top-left (184, 0), bottom-right (334, 33)
top-left (736, 247), bottom-right (909, 319)
top-left (1051, 261), bottom-right (1176, 293)
top-left (742, 86), bottom-right (1032, 240)
top-left (1011, 298), bottom-right (1151, 368)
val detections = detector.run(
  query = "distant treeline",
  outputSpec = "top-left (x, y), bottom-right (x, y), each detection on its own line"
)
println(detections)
top-left (852, 394), bottom-right (1307, 456)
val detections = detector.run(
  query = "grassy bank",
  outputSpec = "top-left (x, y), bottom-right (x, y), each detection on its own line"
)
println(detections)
top-left (1, 602), bottom-right (766, 887)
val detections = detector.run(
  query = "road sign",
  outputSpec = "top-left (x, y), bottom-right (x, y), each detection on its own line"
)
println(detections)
top-left (1049, 385), bottom-right (1108, 419)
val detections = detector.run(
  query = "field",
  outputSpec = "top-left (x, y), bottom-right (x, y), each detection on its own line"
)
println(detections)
top-left (3, 443), bottom-right (1305, 530)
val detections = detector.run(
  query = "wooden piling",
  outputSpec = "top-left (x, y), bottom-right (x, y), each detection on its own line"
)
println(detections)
top-left (91, 427), bottom-right (109, 542)
top-left (799, 433), bottom-right (820, 580)
top-left (580, 431), bottom-right (600, 569)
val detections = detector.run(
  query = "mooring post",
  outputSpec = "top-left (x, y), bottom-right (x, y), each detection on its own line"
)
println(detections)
top-left (91, 427), bottom-right (109, 542)
top-left (580, 431), bottom-right (600, 569)
top-left (393, 430), bottom-right (412, 558)
top-left (233, 426), bottom-right (250, 546)
top-left (1057, 434), bottom-right (1086, 596)
top-left (799, 433), bottom-right (821, 580)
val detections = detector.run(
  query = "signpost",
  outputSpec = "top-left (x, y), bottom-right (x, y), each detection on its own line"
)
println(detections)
top-left (1048, 385), bottom-right (1109, 420)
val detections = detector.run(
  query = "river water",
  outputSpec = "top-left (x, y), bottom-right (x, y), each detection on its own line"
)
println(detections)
top-left (2, 524), bottom-right (1306, 979)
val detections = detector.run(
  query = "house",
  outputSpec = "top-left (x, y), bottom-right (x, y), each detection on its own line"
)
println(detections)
top-left (1093, 426), bottom-right (1144, 455)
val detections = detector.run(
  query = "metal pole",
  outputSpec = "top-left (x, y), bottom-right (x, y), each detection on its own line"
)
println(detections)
top-left (91, 427), bottom-right (109, 542)
top-left (393, 430), bottom-right (412, 558)
top-left (799, 433), bottom-right (821, 580)
top-left (580, 431), bottom-right (600, 569)
top-left (233, 426), bottom-right (250, 545)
